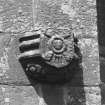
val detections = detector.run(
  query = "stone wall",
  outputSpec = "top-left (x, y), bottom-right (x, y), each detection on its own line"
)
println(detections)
top-left (0, 0), bottom-right (101, 105)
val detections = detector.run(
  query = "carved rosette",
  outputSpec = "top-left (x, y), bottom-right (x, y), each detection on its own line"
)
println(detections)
top-left (40, 28), bottom-right (75, 68)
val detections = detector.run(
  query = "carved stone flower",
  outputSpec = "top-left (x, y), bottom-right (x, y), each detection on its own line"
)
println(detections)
top-left (40, 28), bottom-right (75, 68)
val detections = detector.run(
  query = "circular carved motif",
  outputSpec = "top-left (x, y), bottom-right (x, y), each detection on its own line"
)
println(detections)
top-left (52, 38), bottom-right (63, 50)
top-left (49, 36), bottom-right (66, 54)
top-left (26, 64), bottom-right (42, 73)
top-left (40, 28), bottom-right (75, 68)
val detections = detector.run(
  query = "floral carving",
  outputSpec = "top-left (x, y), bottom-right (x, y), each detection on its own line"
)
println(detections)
top-left (19, 26), bottom-right (78, 68)
top-left (40, 27), bottom-right (77, 68)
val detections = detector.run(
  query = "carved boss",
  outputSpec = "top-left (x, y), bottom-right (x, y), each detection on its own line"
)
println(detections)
top-left (19, 26), bottom-right (78, 69)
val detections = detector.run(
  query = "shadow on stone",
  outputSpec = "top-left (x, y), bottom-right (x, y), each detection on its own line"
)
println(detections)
top-left (19, 38), bottom-right (83, 85)
top-left (97, 0), bottom-right (105, 104)
top-left (18, 38), bottom-right (86, 105)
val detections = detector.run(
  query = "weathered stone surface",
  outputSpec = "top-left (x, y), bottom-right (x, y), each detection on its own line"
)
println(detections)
top-left (0, 85), bottom-right (102, 105)
top-left (0, 85), bottom-right (86, 105)
top-left (0, 0), bottom-right (100, 105)
top-left (0, 0), bottom-right (99, 85)
top-left (0, 85), bottom-right (39, 105)
top-left (84, 86), bottom-right (101, 105)
top-left (0, 36), bottom-right (100, 85)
